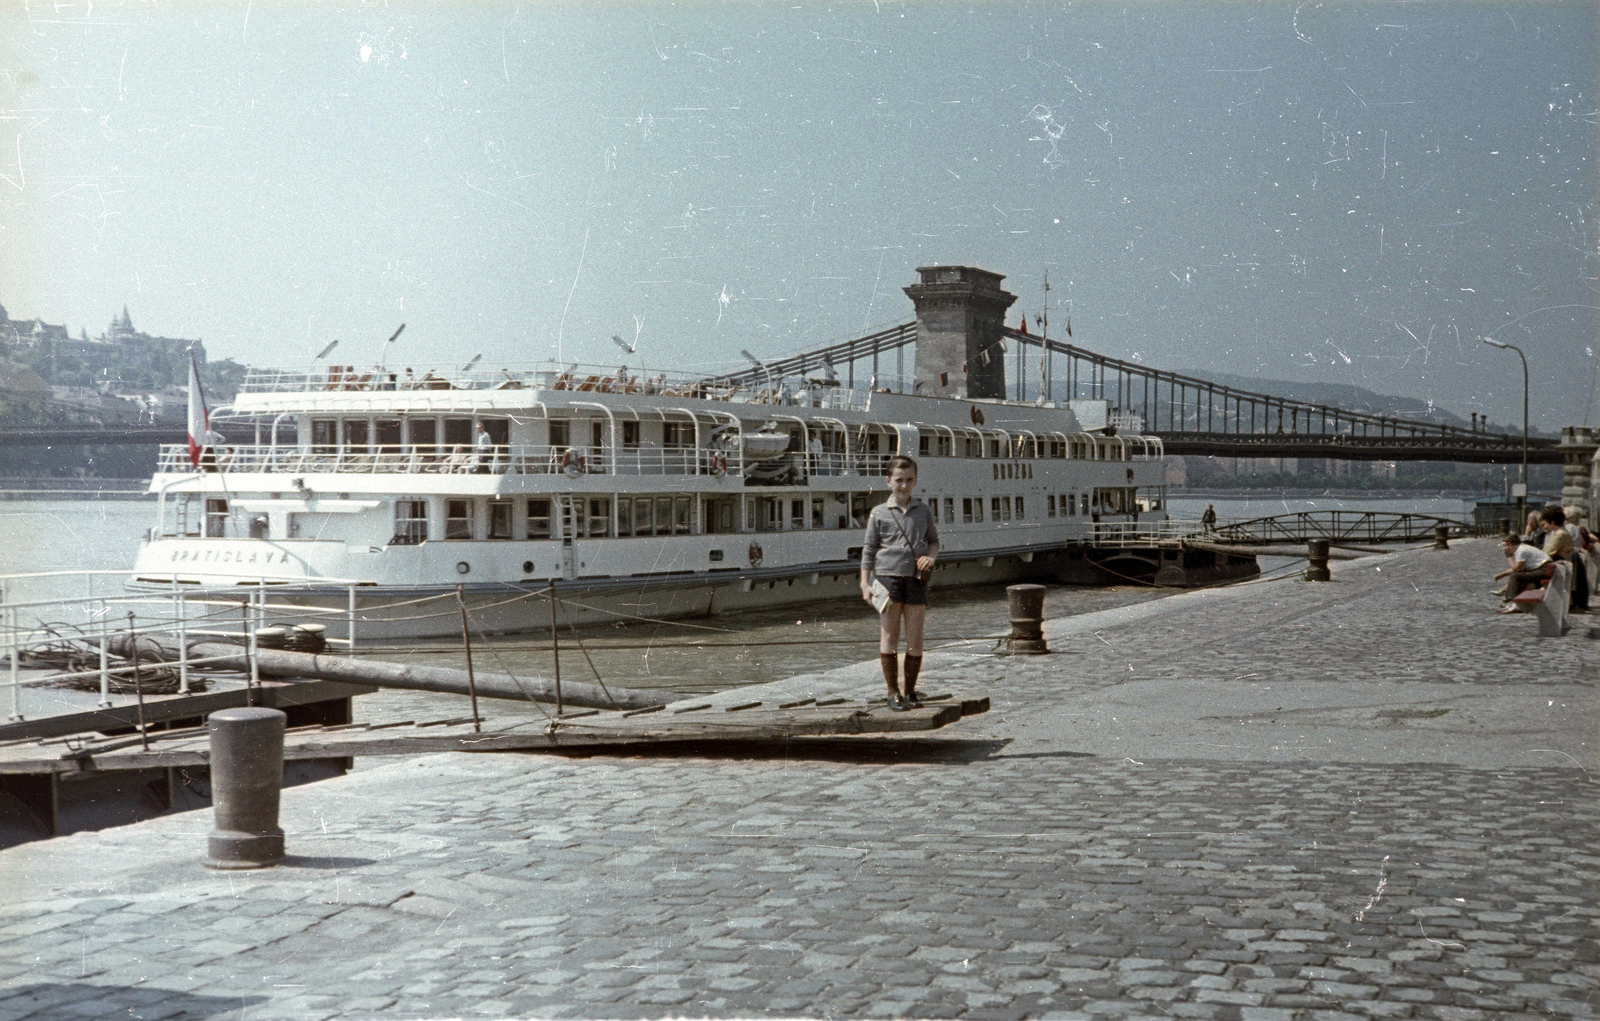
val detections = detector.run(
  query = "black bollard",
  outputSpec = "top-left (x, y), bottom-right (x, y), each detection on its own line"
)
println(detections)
top-left (205, 707), bottom-right (287, 869)
top-left (1433, 524), bottom-right (1450, 550)
top-left (1305, 539), bottom-right (1332, 582)
top-left (1004, 584), bottom-right (1049, 654)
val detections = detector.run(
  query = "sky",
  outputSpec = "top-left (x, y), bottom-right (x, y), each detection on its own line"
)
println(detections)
top-left (1, 1), bottom-right (1595, 428)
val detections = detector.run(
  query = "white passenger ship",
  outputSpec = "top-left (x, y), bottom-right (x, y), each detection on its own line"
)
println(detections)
top-left (131, 265), bottom-right (1238, 638)
top-left (132, 361), bottom-right (1169, 637)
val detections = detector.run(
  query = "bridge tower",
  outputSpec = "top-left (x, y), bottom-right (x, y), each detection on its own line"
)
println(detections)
top-left (903, 265), bottom-right (1017, 400)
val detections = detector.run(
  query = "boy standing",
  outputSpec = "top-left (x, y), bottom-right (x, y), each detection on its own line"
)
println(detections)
top-left (860, 455), bottom-right (939, 710)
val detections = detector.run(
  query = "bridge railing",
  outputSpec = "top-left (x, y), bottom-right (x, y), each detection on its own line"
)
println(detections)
top-left (997, 329), bottom-right (1553, 464)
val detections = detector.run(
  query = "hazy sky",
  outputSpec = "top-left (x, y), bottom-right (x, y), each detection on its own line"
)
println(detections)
top-left (2, 1), bottom-right (1595, 427)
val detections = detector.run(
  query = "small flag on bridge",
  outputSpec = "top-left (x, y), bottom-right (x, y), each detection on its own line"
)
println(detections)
top-left (939, 371), bottom-right (948, 387)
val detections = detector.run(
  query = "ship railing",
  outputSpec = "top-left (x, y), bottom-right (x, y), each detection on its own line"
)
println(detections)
top-left (238, 362), bottom-right (875, 410)
top-left (1086, 520), bottom-right (1202, 547)
top-left (156, 443), bottom-right (898, 480)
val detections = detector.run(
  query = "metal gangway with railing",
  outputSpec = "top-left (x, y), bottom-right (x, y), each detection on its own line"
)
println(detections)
top-left (1080, 511), bottom-right (1484, 549)
top-left (0, 571), bottom-right (373, 723)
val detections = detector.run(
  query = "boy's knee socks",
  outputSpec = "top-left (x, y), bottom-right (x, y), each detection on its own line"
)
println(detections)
top-left (879, 653), bottom-right (900, 694)
top-left (903, 654), bottom-right (923, 694)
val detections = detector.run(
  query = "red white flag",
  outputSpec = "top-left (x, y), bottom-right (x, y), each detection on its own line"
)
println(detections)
top-left (186, 350), bottom-right (210, 468)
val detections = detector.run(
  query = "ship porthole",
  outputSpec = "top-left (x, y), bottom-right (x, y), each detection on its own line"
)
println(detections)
top-left (456, 561), bottom-right (471, 575)
top-left (522, 560), bottom-right (534, 573)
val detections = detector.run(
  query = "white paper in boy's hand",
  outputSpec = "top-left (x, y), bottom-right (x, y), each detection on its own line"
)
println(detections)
top-left (868, 578), bottom-right (891, 613)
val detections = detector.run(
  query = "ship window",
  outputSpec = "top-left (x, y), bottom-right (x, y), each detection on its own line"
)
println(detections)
top-left (991, 497), bottom-right (1003, 523)
top-left (1047, 495), bottom-right (1056, 518)
top-left (589, 499), bottom-right (612, 537)
top-left (721, 503), bottom-right (735, 532)
top-left (205, 499), bottom-right (229, 537)
top-left (311, 419), bottom-right (337, 454)
top-left (663, 422), bottom-right (692, 447)
top-left (1016, 496), bottom-right (1025, 520)
top-left (790, 499), bottom-right (806, 530)
top-left (1049, 439), bottom-right (1065, 458)
top-left (623, 421), bottom-right (640, 448)
top-left (409, 419), bottom-right (437, 461)
top-left (919, 434), bottom-right (930, 456)
top-left (962, 498), bottom-right (973, 524)
top-left (446, 499), bottom-right (473, 540)
top-left (548, 419), bottom-right (570, 449)
top-left (943, 497), bottom-right (954, 523)
top-left (527, 499), bottom-right (551, 539)
top-left (812, 497), bottom-right (824, 529)
top-left (392, 500), bottom-right (428, 545)
top-left (616, 498), bottom-right (635, 536)
top-left (443, 418), bottom-right (472, 451)
top-left (344, 419), bottom-right (369, 454)
top-left (987, 438), bottom-right (1001, 458)
top-left (1081, 493), bottom-right (1090, 515)
top-left (655, 497), bottom-right (674, 535)
top-left (488, 500), bottom-right (513, 540)
top-left (675, 497), bottom-right (692, 534)
top-left (376, 419), bottom-right (402, 454)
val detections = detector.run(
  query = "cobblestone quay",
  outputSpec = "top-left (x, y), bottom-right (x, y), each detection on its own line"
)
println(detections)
top-left (1, 540), bottom-right (1594, 1020)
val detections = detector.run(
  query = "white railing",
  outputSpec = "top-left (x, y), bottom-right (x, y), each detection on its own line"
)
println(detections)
top-left (1109, 410), bottom-right (1145, 435)
top-left (0, 571), bottom-right (370, 724)
top-left (157, 443), bottom-right (895, 480)
top-left (239, 361), bottom-right (875, 411)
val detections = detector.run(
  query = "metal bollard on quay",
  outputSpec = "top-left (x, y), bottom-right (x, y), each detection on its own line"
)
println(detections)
top-left (1004, 584), bottom-right (1049, 655)
top-left (1433, 524), bottom-right (1450, 550)
top-left (205, 707), bottom-right (287, 869)
top-left (1304, 539), bottom-right (1332, 582)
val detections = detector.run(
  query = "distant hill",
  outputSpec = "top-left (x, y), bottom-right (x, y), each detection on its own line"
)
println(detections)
top-left (1173, 369), bottom-right (1556, 439)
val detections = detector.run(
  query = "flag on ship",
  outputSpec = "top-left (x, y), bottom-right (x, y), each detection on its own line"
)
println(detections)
top-left (186, 348), bottom-right (216, 468)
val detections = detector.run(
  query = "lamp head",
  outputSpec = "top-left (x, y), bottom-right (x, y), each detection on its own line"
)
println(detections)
top-left (1482, 337), bottom-right (1510, 349)
top-left (739, 349), bottom-right (762, 367)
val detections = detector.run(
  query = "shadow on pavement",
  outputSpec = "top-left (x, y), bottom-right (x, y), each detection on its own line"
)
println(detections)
top-left (540, 736), bottom-right (1013, 764)
top-left (0, 982), bottom-right (259, 1020)
top-left (277, 854), bottom-right (380, 869)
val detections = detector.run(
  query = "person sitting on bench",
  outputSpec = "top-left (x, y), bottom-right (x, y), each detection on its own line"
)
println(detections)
top-left (1495, 533), bottom-right (1552, 612)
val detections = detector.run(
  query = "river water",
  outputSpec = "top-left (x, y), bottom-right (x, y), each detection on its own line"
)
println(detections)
top-left (0, 494), bottom-right (1476, 724)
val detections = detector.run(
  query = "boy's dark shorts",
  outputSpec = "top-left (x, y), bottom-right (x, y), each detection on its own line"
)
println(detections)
top-left (882, 575), bottom-right (928, 606)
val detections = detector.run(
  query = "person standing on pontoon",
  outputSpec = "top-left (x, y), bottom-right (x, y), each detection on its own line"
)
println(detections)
top-left (860, 455), bottom-right (939, 712)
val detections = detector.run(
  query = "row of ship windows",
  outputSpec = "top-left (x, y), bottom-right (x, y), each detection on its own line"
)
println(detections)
top-left (298, 418), bottom-right (1122, 461)
top-left (187, 487), bottom-right (1141, 543)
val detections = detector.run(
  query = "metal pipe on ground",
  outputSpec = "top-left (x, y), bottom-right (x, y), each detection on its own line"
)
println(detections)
top-left (103, 634), bottom-right (670, 711)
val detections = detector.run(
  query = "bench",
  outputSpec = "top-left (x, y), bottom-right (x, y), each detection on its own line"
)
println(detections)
top-left (1510, 560), bottom-right (1571, 637)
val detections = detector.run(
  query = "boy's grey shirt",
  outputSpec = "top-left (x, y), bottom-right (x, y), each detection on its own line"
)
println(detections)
top-left (861, 498), bottom-right (939, 578)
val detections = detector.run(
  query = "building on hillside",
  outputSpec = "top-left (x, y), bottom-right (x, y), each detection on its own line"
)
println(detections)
top-left (0, 305), bottom-right (71, 349)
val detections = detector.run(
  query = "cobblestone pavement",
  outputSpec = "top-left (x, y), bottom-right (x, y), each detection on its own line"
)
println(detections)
top-left (1, 541), bottom-right (1595, 1020)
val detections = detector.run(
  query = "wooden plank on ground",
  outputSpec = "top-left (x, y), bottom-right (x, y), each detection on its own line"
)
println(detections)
top-left (0, 694), bottom-right (989, 774)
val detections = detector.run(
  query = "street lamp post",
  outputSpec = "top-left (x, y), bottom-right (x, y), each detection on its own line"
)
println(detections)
top-left (1483, 337), bottom-right (1529, 529)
